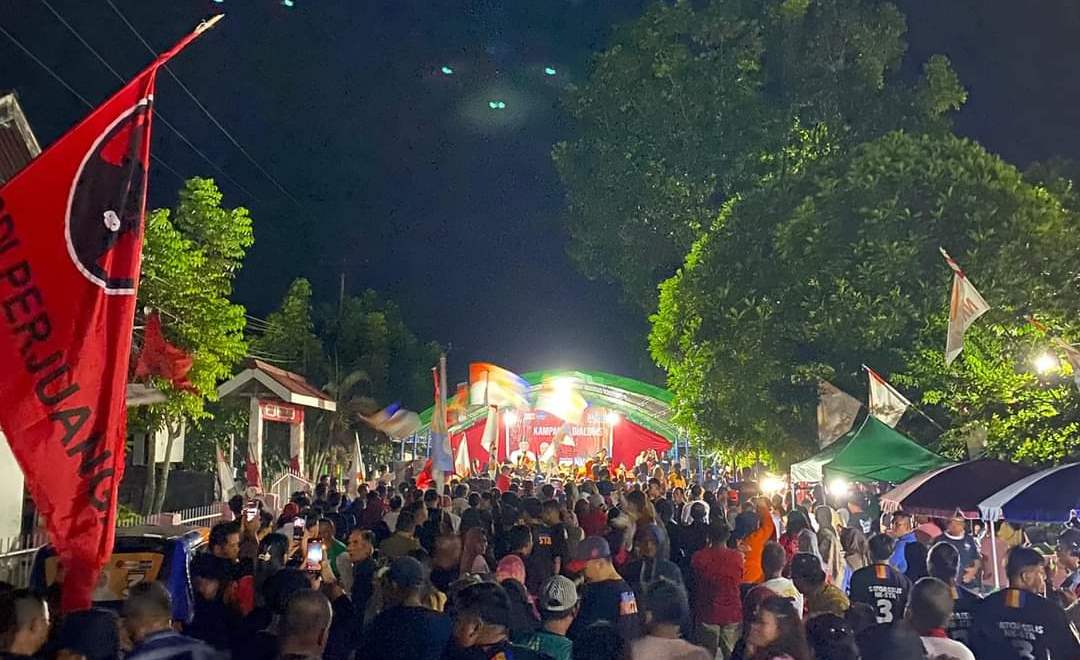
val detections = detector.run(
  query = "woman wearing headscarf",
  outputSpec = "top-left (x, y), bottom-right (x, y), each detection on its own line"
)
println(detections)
top-left (496, 554), bottom-right (540, 635)
top-left (460, 527), bottom-right (491, 575)
top-left (815, 506), bottom-right (844, 586)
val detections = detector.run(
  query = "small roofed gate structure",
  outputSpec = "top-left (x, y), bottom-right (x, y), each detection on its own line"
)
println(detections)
top-left (217, 360), bottom-right (336, 488)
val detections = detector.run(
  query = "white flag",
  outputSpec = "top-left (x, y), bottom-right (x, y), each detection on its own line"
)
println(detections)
top-left (347, 433), bottom-right (366, 496)
top-left (942, 248), bottom-right (990, 364)
top-left (817, 380), bottom-right (861, 448)
top-left (479, 405), bottom-right (499, 457)
top-left (866, 366), bottom-right (911, 427)
top-left (215, 446), bottom-right (236, 499)
top-left (454, 435), bottom-right (471, 477)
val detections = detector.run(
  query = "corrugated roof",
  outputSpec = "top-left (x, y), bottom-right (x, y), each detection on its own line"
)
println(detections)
top-left (0, 92), bottom-right (41, 185)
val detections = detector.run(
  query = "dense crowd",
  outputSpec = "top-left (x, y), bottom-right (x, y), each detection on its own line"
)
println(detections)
top-left (3, 464), bottom-right (1080, 660)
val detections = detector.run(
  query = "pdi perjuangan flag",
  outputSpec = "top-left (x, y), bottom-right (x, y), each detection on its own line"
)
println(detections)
top-left (941, 248), bottom-right (990, 365)
top-left (0, 21), bottom-right (216, 611)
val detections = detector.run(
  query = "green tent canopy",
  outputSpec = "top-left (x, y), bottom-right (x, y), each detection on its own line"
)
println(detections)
top-left (790, 431), bottom-right (855, 483)
top-left (822, 416), bottom-right (952, 484)
top-left (416, 369), bottom-right (680, 443)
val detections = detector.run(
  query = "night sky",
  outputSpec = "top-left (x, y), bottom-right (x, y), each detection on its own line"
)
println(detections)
top-left (3, 0), bottom-right (1080, 386)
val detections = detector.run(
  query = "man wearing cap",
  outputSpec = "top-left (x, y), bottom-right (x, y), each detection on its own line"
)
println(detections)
top-left (361, 557), bottom-right (452, 660)
top-left (514, 576), bottom-right (579, 660)
top-left (791, 552), bottom-right (849, 618)
top-left (567, 536), bottom-right (642, 643)
top-left (934, 515), bottom-right (981, 587)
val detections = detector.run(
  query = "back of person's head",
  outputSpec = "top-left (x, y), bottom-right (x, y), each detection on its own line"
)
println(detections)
top-left (389, 494), bottom-right (403, 511)
top-left (845, 602), bottom-right (878, 635)
top-left (654, 497), bottom-right (674, 523)
top-left (396, 509), bottom-right (417, 533)
top-left (790, 553), bottom-right (826, 588)
top-left (541, 498), bottom-right (561, 519)
top-left (907, 577), bottom-right (953, 634)
top-left (806, 613), bottom-right (858, 660)
top-left (926, 541), bottom-right (961, 583)
top-left (571, 622), bottom-right (630, 660)
top-left (508, 524), bottom-right (533, 552)
top-left (281, 589), bottom-right (332, 650)
top-left (122, 582), bottom-right (172, 641)
top-left (56, 608), bottom-right (119, 660)
top-left (761, 541), bottom-right (786, 578)
top-left (424, 489), bottom-right (440, 507)
top-left (856, 622), bottom-right (928, 660)
top-left (1006, 546), bottom-right (1046, 584)
top-left (706, 519), bottom-right (731, 546)
top-left (541, 484), bottom-right (556, 500)
top-left (523, 497), bottom-right (543, 520)
top-left (868, 533), bottom-right (895, 563)
top-left (228, 494), bottom-right (244, 518)
top-left (642, 579), bottom-right (689, 630)
top-left (467, 492), bottom-right (481, 508)
top-left (0, 589), bottom-right (47, 654)
top-left (689, 501), bottom-right (707, 522)
top-left (263, 568), bottom-right (314, 616)
top-left (452, 581), bottom-right (511, 635)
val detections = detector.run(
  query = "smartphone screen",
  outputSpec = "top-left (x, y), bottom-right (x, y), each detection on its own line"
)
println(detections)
top-left (293, 517), bottom-right (306, 540)
top-left (306, 541), bottom-right (324, 570)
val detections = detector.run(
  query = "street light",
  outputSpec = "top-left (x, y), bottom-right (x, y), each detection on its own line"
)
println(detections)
top-left (543, 66), bottom-right (557, 76)
top-left (828, 478), bottom-right (850, 498)
top-left (440, 65), bottom-right (454, 75)
top-left (761, 475), bottom-right (784, 495)
top-left (1034, 352), bottom-right (1059, 375)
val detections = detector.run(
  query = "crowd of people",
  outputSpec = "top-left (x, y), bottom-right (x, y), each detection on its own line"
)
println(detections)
top-left (3, 463), bottom-right (1080, 660)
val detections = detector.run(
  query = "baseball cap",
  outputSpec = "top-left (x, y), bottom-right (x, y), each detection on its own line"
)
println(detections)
top-left (538, 575), bottom-right (579, 613)
top-left (567, 536), bottom-right (611, 573)
top-left (387, 556), bottom-right (426, 590)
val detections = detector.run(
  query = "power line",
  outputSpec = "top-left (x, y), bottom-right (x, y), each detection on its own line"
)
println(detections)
top-left (102, 0), bottom-right (303, 208)
top-left (35, 0), bottom-right (257, 200)
top-left (1, 19), bottom-right (182, 186)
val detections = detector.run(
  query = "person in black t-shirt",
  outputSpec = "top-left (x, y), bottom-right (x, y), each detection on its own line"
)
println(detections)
top-left (847, 533), bottom-right (911, 624)
top-left (970, 546), bottom-right (1080, 660)
top-left (567, 536), bottom-right (642, 644)
top-left (443, 581), bottom-right (544, 660)
top-left (927, 540), bottom-right (982, 646)
top-left (362, 557), bottom-right (452, 660)
top-left (934, 515), bottom-right (982, 587)
top-left (525, 499), bottom-right (569, 595)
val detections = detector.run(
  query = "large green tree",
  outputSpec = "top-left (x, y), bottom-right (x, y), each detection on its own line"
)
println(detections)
top-left (554, 0), bottom-right (965, 309)
top-left (133, 177), bottom-right (254, 512)
top-left (650, 131), bottom-right (1080, 463)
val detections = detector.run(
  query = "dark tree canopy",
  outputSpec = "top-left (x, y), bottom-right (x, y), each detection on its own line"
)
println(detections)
top-left (554, 0), bottom-right (965, 309)
top-left (650, 131), bottom-right (1080, 463)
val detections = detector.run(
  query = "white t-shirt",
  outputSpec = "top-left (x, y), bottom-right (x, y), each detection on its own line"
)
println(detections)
top-left (922, 636), bottom-right (976, 660)
top-left (761, 577), bottom-right (805, 619)
top-left (383, 510), bottom-right (400, 532)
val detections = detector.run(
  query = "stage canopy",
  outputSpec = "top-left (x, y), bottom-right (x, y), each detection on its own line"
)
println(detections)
top-left (790, 432), bottom-right (854, 483)
top-left (822, 416), bottom-right (951, 484)
top-left (415, 370), bottom-right (679, 469)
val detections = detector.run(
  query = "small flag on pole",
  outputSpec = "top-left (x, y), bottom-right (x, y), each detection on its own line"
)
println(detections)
top-left (479, 404), bottom-right (499, 458)
top-left (941, 248), bottom-right (990, 365)
top-left (347, 433), bottom-right (366, 495)
top-left (453, 434), bottom-right (471, 477)
top-left (865, 366), bottom-right (911, 427)
top-left (215, 445), bottom-right (235, 499)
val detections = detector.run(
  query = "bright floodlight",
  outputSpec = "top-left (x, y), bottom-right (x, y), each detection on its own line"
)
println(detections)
top-left (440, 65), bottom-right (454, 75)
top-left (488, 100), bottom-right (507, 110)
top-left (761, 475), bottom-right (784, 495)
top-left (829, 478), bottom-right (850, 497)
top-left (503, 409), bottom-right (519, 425)
top-left (281, 0), bottom-right (294, 6)
top-left (544, 66), bottom-right (557, 76)
top-left (605, 411), bottom-right (621, 426)
top-left (1034, 352), bottom-right (1059, 375)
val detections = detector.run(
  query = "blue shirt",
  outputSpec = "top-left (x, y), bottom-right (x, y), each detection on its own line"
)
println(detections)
top-left (889, 532), bottom-right (917, 574)
top-left (127, 630), bottom-right (221, 660)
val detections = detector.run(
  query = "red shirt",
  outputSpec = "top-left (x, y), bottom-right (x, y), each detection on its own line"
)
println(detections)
top-left (691, 545), bottom-right (745, 625)
top-left (580, 508), bottom-right (608, 538)
top-left (495, 474), bottom-right (511, 493)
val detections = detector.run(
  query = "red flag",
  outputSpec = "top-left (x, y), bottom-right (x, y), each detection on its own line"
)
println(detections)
top-left (415, 458), bottom-right (434, 490)
top-left (0, 21), bottom-right (217, 611)
top-left (133, 311), bottom-right (194, 391)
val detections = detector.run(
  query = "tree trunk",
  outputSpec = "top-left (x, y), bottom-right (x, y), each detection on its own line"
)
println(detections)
top-left (142, 430), bottom-right (158, 516)
top-left (152, 422), bottom-right (180, 514)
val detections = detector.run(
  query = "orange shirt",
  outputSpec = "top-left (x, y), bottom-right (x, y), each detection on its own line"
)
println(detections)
top-left (741, 502), bottom-right (775, 584)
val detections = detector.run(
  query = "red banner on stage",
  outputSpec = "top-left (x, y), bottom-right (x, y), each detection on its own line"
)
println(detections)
top-left (0, 23), bottom-right (214, 611)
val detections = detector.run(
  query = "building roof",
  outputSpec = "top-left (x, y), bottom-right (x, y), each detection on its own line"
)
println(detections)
top-left (217, 359), bottom-right (337, 411)
top-left (0, 92), bottom-right (41, 184)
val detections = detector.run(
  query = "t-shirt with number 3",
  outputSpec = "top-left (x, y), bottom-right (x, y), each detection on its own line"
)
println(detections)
top-left (847, 563), bottom-right (911, 624)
